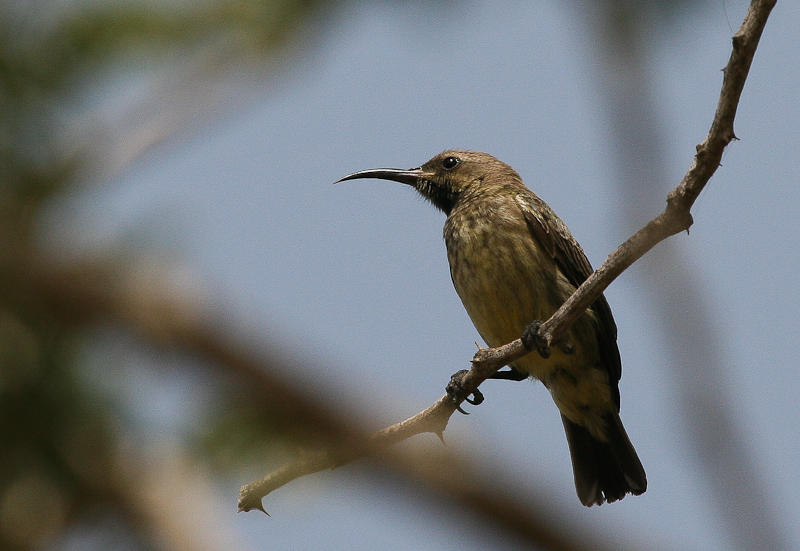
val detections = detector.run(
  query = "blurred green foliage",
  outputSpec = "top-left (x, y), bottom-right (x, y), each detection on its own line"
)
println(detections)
top-left (0, 1), bottom-right (326, 548)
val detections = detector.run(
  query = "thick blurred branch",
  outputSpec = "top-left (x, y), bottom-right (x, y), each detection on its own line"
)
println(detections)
top-left (28, 257), bottom-right (642, 551)
top-left (239, 0), bottom-right (774, 516)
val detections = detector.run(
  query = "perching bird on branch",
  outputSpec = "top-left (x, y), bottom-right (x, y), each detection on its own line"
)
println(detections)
top-left (336, 150), bottom-right (646, 506)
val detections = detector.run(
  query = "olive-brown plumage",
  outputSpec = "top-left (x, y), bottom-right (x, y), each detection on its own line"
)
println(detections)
top-left (337, 150), bottom-right (646, 506)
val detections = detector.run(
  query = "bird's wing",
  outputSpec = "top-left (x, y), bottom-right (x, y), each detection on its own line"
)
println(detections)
top-left (515, 194), bottom-right (622, 404)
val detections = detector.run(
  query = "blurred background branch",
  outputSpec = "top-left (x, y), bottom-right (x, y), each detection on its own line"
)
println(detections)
top-left (32, 238), bottom-right (643, 550)
top-left (579, 1), bottom-right (786, 549)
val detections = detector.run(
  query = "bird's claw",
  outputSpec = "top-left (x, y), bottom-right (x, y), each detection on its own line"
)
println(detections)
top-left (522, 320), bottom-right (551, 359)
top-left (465, 389), bottom-right (484, 406)
top-left (446, 369), bottom-right (484, 414)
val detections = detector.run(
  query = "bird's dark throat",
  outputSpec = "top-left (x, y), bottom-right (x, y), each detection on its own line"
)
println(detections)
top-left (416, 178), bottom-right (457, 214)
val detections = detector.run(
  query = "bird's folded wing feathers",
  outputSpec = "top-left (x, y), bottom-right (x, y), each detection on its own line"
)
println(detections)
top-left (515, 194), bottom-right (623, 399)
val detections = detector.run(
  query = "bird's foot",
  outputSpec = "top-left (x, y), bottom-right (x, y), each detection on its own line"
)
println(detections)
top-left (446, 369), bottom-right (484, 414)
top-left (522, 320), bottom-right (551, 359)
top-left (490, 367), bottom-right (528, 381)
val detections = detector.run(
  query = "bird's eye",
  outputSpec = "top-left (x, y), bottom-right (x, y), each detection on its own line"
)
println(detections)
top-left (442, 156), bottom-right (460, 170)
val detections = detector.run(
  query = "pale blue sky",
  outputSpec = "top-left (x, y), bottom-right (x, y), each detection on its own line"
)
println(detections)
top-left (53, 1), bottom-right (800, 549)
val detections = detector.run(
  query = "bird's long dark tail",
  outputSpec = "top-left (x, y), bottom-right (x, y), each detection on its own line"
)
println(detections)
top-left (561, 412), bottom-right (647, 506)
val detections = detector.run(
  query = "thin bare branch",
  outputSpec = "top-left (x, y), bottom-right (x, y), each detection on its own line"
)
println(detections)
top-left (238, 0), bottom-right (775, 516)
top-left (534, 0), bottom-right (776, 347)
top-left (585, 1), bottom-right (787, 548)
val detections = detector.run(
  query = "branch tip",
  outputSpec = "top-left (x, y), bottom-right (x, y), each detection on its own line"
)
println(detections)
top-left (238, 493), bottom-right (269, 515)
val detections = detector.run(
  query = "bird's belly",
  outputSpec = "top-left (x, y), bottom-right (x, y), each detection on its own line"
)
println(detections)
top-left (446, 226), bottom-right (610, 409)
top-left (444, 208), bottom-right (615, 436)
top-left (447, 227), bottom-right (562, 369)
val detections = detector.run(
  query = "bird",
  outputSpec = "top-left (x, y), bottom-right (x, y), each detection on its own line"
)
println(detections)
top-left (336, 150), bottom-right (646, 506)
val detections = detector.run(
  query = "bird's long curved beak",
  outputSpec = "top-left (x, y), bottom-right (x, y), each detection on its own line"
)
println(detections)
top-left (334, 167), bottom-right (427, 187)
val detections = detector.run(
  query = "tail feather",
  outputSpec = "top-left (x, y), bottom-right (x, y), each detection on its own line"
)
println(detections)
top-left (561, 413), bottom-right (646, 506)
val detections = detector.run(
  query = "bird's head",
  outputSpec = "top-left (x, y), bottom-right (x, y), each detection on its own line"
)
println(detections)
top-left (335, 150), bottom-right (520, 215)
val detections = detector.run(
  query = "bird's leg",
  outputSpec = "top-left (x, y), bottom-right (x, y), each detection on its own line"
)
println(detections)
top-left (446, 369), bottom-right (484, 414)
top-left (490, 367), bottom-right (528, 381)
top-left (557, 335), bottom-right (575, 355)
top-left (522, 320), bottom-right (551, 359)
